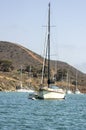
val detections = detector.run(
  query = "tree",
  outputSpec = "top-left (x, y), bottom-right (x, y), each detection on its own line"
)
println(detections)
top-left (0, 60), bottom-right (13, 72)
top-left (55, 69), bottom-right (67, 81)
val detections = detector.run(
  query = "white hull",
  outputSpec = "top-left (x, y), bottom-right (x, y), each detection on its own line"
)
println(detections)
top-left (67, 90), bottom-right (73, 94)
top-left (38, 87), bottom-right (66, 99)
top-left (16, 88), bottom-right (34, 93)
top-left (75, 89), bottom-right (81, 94)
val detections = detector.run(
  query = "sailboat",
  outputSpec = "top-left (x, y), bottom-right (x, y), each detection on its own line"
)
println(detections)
top-left (37, 3), bottom-right (66, 99)
top-left (74, 71), bottom-right (81, 94)
top-left (66, 72), bottom-right (73, 94)
top-left (16, 66), bottom-right (34, 93)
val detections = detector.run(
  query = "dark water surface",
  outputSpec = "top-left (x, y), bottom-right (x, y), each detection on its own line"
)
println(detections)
top-left (0, 92), bottom-right (86, 130)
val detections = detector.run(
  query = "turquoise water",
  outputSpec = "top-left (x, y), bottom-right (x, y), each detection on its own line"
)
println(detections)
top-left (0, 92), bottom-right (86, 130)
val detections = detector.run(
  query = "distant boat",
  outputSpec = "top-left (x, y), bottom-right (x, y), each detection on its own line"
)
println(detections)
top-left (67, 90), bottom-right (73, 94)
top-left (16, 66), bottom-right (34, 93)
top-left (75, 88), bottom-right (81, 94)
top-left (74, 71), bottom-right (81, 94)
top-left (16, 88), bottom-right (34, 93)
top-left (66, 72), bottom-right (73, 94)
top-left (37, 3), bottom-right (66, 99)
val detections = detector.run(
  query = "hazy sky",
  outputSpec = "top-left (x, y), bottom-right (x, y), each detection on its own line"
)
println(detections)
top-left (0, 0), bottom-right (86, 73)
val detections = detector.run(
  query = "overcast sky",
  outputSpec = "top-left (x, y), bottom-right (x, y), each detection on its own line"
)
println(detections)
top-left (0, 0), bottom-right (86, 73)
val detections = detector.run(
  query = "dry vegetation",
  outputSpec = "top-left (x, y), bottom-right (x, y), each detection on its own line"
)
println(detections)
top-left (0, 41), bottom-right (86, 93)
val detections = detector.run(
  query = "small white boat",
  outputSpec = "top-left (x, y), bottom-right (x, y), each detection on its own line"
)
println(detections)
top-left (75, 88), bottom-right (81, 94)
top-left (16, 88), bottom-right (34, 93)
top-left (66, 72), bottom-right (73, 94)
top-left (67, 90), bottom-right (73, 94)
top-left (16, 66), bottom-right (34, 93)
top-left (74, 71), bottom-right (81, 94)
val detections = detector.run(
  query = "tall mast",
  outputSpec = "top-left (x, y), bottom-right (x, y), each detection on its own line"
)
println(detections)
top-left (48, 3), bottom-right (50, 87)
top-left (76, 71), bottom-right (78, 90)
top-left (20, 65), bottom-right (23, 88)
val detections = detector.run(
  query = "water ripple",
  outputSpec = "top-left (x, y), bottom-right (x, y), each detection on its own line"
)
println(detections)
top-left (0, 92), bottom-right (86, 130)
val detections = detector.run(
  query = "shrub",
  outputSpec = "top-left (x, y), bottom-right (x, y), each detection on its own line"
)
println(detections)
top-left (0, 60), bottom-right (13, 72)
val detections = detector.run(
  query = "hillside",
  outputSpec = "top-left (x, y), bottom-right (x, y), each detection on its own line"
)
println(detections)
top-left (0, 41), bottom-right (86, 93)
top-left (0, 41), bottom-right (43, 69)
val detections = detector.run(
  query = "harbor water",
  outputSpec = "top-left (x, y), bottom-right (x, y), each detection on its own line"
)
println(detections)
top-left (0, 92), bottom-right (86, 130)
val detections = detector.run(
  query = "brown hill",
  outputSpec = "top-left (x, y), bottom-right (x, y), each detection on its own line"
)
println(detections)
top-left (0, 41), bottom-right (43, 69)
top-left (0, 41), bottom-right (86, 92)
